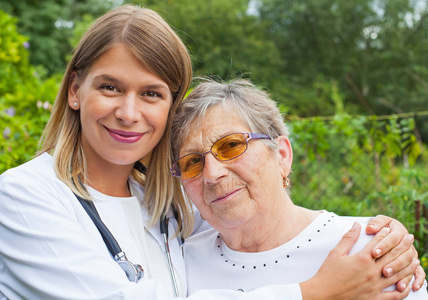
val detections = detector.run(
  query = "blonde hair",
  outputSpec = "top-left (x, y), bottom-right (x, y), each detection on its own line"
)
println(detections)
top-left (38, 5), bottom-right (194, 236)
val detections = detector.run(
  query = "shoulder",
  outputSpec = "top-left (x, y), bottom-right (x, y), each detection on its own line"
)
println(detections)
top-left (187, 226), bottom-right (219, 243)
top-left (313, 211), bottom-right (360, 234)
top-left (320, 211), bottom-right (373, 254)
top-left (0, 153), bottom-right (70, 198)
top-left (1, 153), bottom-right (57, 185)
top-left (185, 227), bottom-right (219, 254)
top-left (184, 227), bottom-right (221, 283)
top-left (0, 153), bottom-right (77, 211)
top-left (311, 211), bottom-right (371, 252)
top-left (191, 207), bottom-right (214, 235)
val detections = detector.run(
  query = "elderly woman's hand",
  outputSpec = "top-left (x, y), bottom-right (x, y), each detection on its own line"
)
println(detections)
top-left (366, 215), bottom-right (425, 292)
top-left (300, 223), bottom-right (419, 300)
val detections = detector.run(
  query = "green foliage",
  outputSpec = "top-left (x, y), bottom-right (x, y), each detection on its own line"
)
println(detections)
top-left (0, 10), bottom-right (59, 173)
top-left (66, 14), bottom-right (96, 62)
top-left (0, 10), bottom-right (32, 95)
top-left (290, 113), bottom-right (424, 208)
top-left (127, 0), bottom-right (287, 97)
top-left (0, 0), bottom-right (114, 74)
top-left (289, 111), bottom-right (428, 273)
top-left (365, 168), bottom-right (428, 271)
top-left (259, 0), bottom-right (428, 131)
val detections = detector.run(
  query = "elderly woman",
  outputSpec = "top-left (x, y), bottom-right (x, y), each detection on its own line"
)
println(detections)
top-left (171, 79), bottom-right (427, 299)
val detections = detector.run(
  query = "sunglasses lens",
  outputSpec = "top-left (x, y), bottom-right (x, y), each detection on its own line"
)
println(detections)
top-left (213, 133), bottom-right (247, 160)
top-left (173, 133), bottom-right (249, 181)
top-left (176, 154), bottom-right (204, 180)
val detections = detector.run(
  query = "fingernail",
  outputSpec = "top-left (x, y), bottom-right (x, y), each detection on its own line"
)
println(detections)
top-left (386, 267), bottom-right (393, 276)
top-left (414, 259), bottom-right (420, 265)
top-left (352, 222), bottom-right (359, 230)
top-left (401, 282), bottom-right (407, 289)
top-left (379, 227), bottom-right (390, 235)
top-left (416, 284), bottom-right (421, 290)
top-left (375, 248), bottom-right (381, 256)
top-left (407, 234), bottom-right (414, 242)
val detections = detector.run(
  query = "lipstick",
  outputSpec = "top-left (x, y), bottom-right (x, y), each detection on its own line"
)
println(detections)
top-left (105, 127), bottom-right (143, 144)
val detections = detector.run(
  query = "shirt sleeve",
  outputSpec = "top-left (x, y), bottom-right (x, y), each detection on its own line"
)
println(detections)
top-left (342, 216), bottom-right (371, 224)
top-left (187, 284), bottom-right (302, 300)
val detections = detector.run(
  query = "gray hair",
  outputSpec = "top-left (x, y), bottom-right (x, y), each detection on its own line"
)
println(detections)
top-left (171, 78), bottom-right (289, 162)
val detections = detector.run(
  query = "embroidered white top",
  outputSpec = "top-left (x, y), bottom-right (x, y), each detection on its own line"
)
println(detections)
top-left (185, 211), bottom-right (427, 298)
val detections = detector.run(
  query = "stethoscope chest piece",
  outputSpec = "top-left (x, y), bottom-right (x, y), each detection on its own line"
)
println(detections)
top-left (117, 259), bottom-right (144, 283)
top-left (115, 251), bottom-right (144, 283)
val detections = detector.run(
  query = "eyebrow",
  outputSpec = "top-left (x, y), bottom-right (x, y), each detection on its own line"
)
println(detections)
top-left (93, 74), bottom-right (170, 91)
top-left (93, 74), bottom-right (121, 85)
top-left (144, 84), bottom-right (170, 92)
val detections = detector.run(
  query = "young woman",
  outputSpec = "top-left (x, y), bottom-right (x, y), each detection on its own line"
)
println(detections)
top-left (0, 4), bottom-right (424, 300)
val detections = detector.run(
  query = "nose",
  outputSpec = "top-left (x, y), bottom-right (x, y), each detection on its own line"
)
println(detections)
top-left (115, 93), bottom-right (140, 125)
top-left (202, 152), bottom-right (228, 184)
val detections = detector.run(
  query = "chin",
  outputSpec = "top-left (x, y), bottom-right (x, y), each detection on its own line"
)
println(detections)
top-left (108, 149), bottom-right (147, 164)
top-left (103, 154), bottom-right (140, 167)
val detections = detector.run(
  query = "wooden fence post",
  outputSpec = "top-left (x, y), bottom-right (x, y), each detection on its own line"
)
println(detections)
top-left (415, 200), bottom-right (421, 234)
top-left (423, 202), bottom-right (428, 250)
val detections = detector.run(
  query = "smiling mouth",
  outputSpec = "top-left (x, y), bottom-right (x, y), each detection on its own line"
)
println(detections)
top-left (211, 188), bottom-right (242, 203)
top-left (105, 126), bottom-right (144, 144)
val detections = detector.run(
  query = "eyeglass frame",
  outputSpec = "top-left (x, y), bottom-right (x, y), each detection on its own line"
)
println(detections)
top-left (171, 132), bottom-right (272, 181)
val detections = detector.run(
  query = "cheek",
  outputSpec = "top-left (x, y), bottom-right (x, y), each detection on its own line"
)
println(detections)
top-left (146, 103), bottom-right (172, 131)
top-left (233, 160), bottom-right (257, 183)
top-left (80, 93), bottom-right (110, 118)
top-left (236, 153), bottom-right (275, 193)
top-left (183, 182), bottom-right (204, 208)
top-left (80, 103), bottom-right (108, 132)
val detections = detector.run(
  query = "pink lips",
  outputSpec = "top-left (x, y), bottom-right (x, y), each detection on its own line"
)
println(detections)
top-left (105, 127), bottom-right (143, 144)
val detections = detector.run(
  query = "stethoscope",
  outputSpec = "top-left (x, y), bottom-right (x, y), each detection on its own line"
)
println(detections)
top-left (75, 161), bottom-right (180, 297)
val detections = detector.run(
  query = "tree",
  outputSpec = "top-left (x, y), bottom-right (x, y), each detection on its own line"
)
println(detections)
top-left (259, 0), bottom-right (428, 127)
top-left (0, 0), bottom-right (114, 75)
top-left (129, 0), bottom-right (288, 102)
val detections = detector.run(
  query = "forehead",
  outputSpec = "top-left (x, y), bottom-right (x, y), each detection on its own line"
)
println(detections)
top-left (181, 105), bottom-right (250, 152)
top-left (87, 44), bottom-right (138, 73)
top-left (86, 44), bottom-right (168, 86)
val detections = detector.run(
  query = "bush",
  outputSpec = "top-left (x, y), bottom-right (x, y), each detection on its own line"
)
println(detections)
top-left (0, 10), bottom-right (59, 173)
top-left (289, 112), bottom-right (428, 273)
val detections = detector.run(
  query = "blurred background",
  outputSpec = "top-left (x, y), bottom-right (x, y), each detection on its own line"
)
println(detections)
top-left (0, 0), bottom-right (427, 270)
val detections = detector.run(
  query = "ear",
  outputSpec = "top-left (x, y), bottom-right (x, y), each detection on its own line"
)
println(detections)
top-left (68, 72), bottom-right (80, 110)
top-left (276, 136), bottom-right (293, 178)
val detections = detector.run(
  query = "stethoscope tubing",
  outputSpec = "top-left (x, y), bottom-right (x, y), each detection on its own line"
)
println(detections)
top-left (74, 161), bottom-right (180, 296)
top-left (161, 216), bottom-right (180, 297)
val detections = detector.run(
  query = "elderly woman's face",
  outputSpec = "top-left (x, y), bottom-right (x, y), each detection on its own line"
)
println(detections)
top-left (180, 105), bottom-right (291, 232)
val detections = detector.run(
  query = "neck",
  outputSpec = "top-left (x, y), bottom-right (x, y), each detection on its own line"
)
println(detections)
top-left (86, 161), bottom-right (134, 197)
top-left (221, 196), bottom-right (319, 252)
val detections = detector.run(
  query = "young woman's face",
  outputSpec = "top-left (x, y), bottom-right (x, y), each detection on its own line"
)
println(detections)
top-left (68, 44), bottom-right (172, 171)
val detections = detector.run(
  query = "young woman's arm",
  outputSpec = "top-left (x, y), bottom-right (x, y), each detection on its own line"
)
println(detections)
top-left (360, 215), bottom-right (425, 291)
top-left (301, 223), bottom-right (426, 300)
